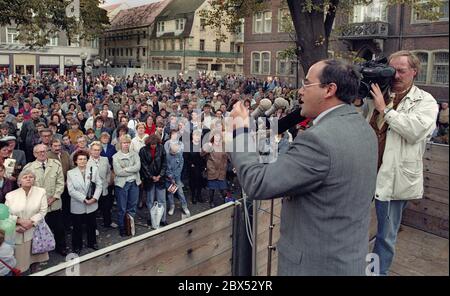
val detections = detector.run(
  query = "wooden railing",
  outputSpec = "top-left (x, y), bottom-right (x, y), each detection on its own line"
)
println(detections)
top-left (402, 143), bottom-right (449, 238)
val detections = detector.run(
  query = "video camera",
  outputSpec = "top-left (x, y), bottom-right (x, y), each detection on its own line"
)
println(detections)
top-left (358, 57), bottom-right (396, 99)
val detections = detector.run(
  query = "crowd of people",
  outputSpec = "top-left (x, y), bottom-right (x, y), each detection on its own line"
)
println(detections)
top-left (0, 69), bottom-right (299, 274)
top-left (0, 49), bottom-right (446, 276)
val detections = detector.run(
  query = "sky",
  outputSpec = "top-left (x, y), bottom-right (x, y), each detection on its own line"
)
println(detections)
top-left (102, 0), bottom-right (160, 8)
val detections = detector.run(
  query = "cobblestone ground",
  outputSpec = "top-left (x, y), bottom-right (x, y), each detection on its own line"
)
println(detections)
top-left (32, 183), bottom-right (242, 274)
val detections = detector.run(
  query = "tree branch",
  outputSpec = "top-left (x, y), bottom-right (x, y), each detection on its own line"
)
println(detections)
top-left (324, 0), bottom-right (339, 39)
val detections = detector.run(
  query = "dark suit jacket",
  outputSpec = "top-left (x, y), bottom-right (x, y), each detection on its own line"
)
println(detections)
top-left (47, 150), bottom-right (73, 180)
top-left (100, 144), bottom-right (117, 166)
top-left (230, 104), bottom-right (378, 275)
top-left (12, 149), bottom-right (26, 168)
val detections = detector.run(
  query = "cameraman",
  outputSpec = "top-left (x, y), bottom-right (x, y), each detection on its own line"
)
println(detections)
top-left (367, 50), bottom-right (439, 275)
top-left (229, 59), bottom-right (378, 275)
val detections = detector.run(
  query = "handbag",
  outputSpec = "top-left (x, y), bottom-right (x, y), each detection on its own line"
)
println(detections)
top-left (124, 213), bottom-right (135, 236)
top-left (86, 166), bottom-right (96, 200)
top-left (31, 220), bottom-right (55, 254)
top-left (150, 202), bottom-right (165, 230)
top-left (0, 258), bottom-right (21, 276)
top-left (167, 183), bottom-right (178, 194)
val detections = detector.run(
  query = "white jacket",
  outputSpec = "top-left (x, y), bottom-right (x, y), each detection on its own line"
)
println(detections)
top-left (365, 85), bottom-right (439, 201)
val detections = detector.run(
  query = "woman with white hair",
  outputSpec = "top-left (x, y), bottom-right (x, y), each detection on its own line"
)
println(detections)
top-left (113, 134), bottom-right (141, 237)
top-left (5, 170), bottom-right (48, 273)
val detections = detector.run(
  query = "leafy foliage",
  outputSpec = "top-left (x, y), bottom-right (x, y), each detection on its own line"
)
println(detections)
top-left (0, 0), bottom-right (109, 48)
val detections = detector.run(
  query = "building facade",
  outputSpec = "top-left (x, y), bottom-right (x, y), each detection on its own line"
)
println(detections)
top-left (0, 26), bottom-right (99, 76)
top-left (100, 0), bottom-right (171, 69)
top-left (149, 0), bottom-right (244, 74)
top-left (335, 0), bottom-right (448, 101)
top-left (243, 0), bottom-right (299, 85)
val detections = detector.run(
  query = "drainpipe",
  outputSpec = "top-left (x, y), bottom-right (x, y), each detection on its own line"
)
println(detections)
top-left (398, 4), bottom-right (405, 51)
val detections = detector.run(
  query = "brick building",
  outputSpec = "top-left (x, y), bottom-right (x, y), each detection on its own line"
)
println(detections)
top-left (243, 0), bottom-right (299, 86)
top-left (335, 0), bottom-right (449, 102)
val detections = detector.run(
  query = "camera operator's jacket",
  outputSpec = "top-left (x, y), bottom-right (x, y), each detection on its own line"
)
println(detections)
top-left (364, 85), bottom-right (439, 201)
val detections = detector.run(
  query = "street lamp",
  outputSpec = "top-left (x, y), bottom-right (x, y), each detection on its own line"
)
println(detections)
top-left (65, 58), bottom-right (74, 76)
top-left (80, 52), bottom-right (88, 97)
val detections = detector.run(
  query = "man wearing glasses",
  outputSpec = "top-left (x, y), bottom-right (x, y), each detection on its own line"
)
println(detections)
top-left (23, 144), bottom-right (67, 256)
top-left (229, 59), bottom-right (378, 275)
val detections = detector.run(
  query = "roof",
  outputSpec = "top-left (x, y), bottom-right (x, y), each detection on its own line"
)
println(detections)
top-left (151, 0), bottom-right (205, 38)
top-left (156, 0), bottom-right (205, 20)
top-left (109, 0), bottom-right (171, 30)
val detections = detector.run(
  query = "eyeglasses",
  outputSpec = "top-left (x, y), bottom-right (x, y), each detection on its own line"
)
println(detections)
top-left (300, 79), bottom-right (325, 89)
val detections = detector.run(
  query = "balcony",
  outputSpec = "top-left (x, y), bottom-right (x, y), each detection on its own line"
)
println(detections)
top-left (340, 21), bottom-right (389, 40)
top-left (150, 50), bottom-right (243, 59)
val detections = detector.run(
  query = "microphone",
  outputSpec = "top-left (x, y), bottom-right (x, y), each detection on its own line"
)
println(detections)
top-left (264, 97), bottom-right (289, 117)
top-left (277, 106), bottom-right (306, 134)
top-left (250, 98), bottom-right (272, 119)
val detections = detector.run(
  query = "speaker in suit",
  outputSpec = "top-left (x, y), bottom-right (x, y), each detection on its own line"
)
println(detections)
top-left (229, 60), bottom-right (378, 275)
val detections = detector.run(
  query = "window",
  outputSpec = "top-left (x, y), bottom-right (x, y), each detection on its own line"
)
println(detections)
top-left (157, 21), bottom-right (165, 32)
top-left (432, 51), bottom-right (449, 84)
top-left (68, 35), bottom-right (79, 47)
top-left (158, 40), bottom-right (162, 51)
top-left (253, 11), bottom-right (272, 33)
top-left (200, 39), bottom-right (205, 51)
top-left (137, 48), bottom-right (140, 57)
top-left (171, 39), bottom-right (175, 51)
top-left (91, 38), bottom-right (98, 48)
top-left (278, 8), bottom-right (292, 32)
top-left (277, 52), bottom-right (291, 76)
top-left (412, 0), bottom-right (449, 23)
top-left (215, 40), bottom-right (221, 52)
top-left (143, 48), bottom-right (146, 56)
top-left (252, 52), bottom-right (271, 75)
top-left (163, 39), bottom-right (167, 51)
top-left (352, 0), bottom-right (388, 23)
top-left (415, 52), bottom-right (428, 83)
top-left (200, 18), bottom-right (206, 31)
top-left (252, 52), bottom-right (261, 74)
top-left (48, 34), bottom-right (58, 46)
top-left (108, 48), bottom-right (111, 56)
top-left (7, 28), bottom-right (19, 44)
top-left (179, 39), bottom-right (184, 50)
top-left (176, 19), bottom-right (185, 31)
top-left (262, 52), bottom-right (271, 74)
top-left (230, 42), bottom-right (235, 53)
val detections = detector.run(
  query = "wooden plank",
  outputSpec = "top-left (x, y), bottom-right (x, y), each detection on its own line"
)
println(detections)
top-left (423, 159), bottom-right (449, 177)
top-left (407, 199), bottom-right (449, 219)
top-left (424, 172), bottom-right (449, 191)
top-left (398, 225), bottom-right (449, 256)
top-left (424, 144), bottom-right (449, 163)
top-left (256, 253), bottom-right (278, 276)
top-left (37, 204), bottom-right (235, 276)
top-left (423, 186), bottom-right (449, 205)
top-left (177, 249), bottom-right (232, 276)
top-left (391, 226), bottom-right (449, 276)
top-left (119, 226), bottom-right (233, 276)
top-left (256, 203), bottom-right (282, 236)
top-left (257, 199), bottom-right (282, 212)
top-left (402, 209), bottom-right (449, 238)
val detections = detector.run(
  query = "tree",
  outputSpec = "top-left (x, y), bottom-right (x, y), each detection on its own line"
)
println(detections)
top-left (0, 0), bottom-right (109, 48)
top-left (200, 0), bottom-right (444, 73)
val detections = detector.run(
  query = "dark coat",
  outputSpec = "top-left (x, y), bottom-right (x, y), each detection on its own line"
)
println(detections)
top-left (100, 144), bottom-right (117, 166)
top-left (139, 144), bottom-right (167, 189)
top-left (0, 178), bottom-right (16, 204)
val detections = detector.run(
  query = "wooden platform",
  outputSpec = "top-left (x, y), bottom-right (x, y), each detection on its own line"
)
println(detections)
top-left (388, 225), bottom-right (449, 276)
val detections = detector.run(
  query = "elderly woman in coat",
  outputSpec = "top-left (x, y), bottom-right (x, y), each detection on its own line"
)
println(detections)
top-left (201, 131), bottom-right (229, 208)
top-left (5, 170), bottom-right (48, 273)
top-left (67, 150), bottom-right (102, 254)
